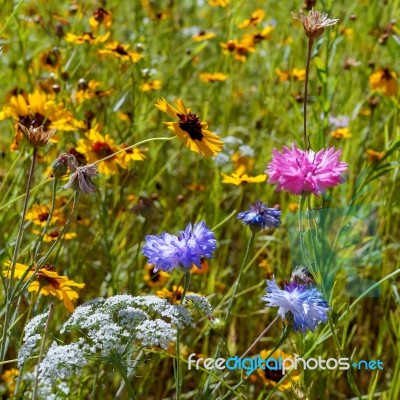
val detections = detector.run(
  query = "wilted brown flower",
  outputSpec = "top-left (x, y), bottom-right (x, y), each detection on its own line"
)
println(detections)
top-left (293, 9), bottom-right (339, 39)
top-left (63, 164), bottom-right (98, 195)
top-left (18, 124), bottom-right (56, 148)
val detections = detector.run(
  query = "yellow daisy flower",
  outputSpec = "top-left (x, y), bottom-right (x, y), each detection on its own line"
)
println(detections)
top-left (76, 129), bottom-right (127, 175)
top-left (366, 149), bottom-right (385, 163)
top-left (276, 68), bottom-right (306, 81)
top-left (191, 258), bottom-right (209, 275)
top-left (65, 31), bottom-right (110, 45)
top-left (238, 9), bottom-right (265, 29)
top-left (155, 98), bottom-right (224, 157)
top-left (192, 31), bottom-right (216, 42)
top-left (221, 166), bottom-right (266, 185)
top-left (0, 89), bottom-right (77, 150)
top-left (144, 264), bottom-right (170, 288)
top-left (74, 80), bottom-right (113, 103)
top-left (199, 72), bottom-right (229, 83)
top-left (140, 80), bottom-right (163, 92)
top-left (208, 0), bottom-right (230, 7)
top-left (220, 39), bottom-right (255, 62)
top-left (330, 127), bottom-right (352, 139)
top-left (25, 204), bottom-right (63, 226)
top-left (369, 68), bottom-right (398, 96)
top-left (4, 263), bottom-right (84, 312)
top-left (89, 8), bottom-right (112, 30)
top-left (1, 368), bottom-right (19, 395)
top-left (231, 151), bottom-right (255, 172)
top-left (156, 285), bottom-right (194, 304)
top-left (41, 230), bottom-right (77, 242)
top-left (257, 349), bottom-right (300, 390)
top-left (244, 26), bottom-right (274, 45)
top-left (98, 42), bottom-right (143, 63)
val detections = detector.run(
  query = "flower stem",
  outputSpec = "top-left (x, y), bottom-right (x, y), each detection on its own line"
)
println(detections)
top-left (225, 231), bottom-right (255, 322)
top-left (303, 38), bottom-right (314, 151)
top-left (0, 147), bottom-right (38, 366)
top-left (175, 272), bottom-right (191, 400)
top-left (115, 360), bottom-right (136, 399)
top-left (32, 303), bottom-right (54, 400)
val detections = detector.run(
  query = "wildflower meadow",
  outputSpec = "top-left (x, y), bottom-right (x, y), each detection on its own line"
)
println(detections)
top-left (0, 0), bottom-right (399, 399)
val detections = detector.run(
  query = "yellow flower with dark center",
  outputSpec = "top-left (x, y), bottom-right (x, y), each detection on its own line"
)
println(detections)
top-left (366, 149), bottom-right (385, 163)
top-left (199, 72), bottom-right (229, 83)
top-left (238, 9), bottom-right (265, 29)
top-left (144, 264), bottom-right (170, 288)
top-left (288, 202), bottom-right (300, 212)
top-left (191, 258), bottom-right (209, 274)
top-left (155, 98), bottom-right (224, 157)
top-left (157, 285), bottom-right (194, 304)
top-left (74, 80), bottom-right (113, 103)
top-left (192, 31), bottom-right (216, 42)
top-left (25, 204), bottom-right (63, 226)
top-left (330, 127), bottom-right (352, 139)
top-left (0, 89), bottom-right (77, 150)
top-left (65, 31), bottom-right (110, 45)
top-left (89, 8), bottom-right (112, 30)
top-left (220, 39), bottom-right (255, 62)
top-left (208, 0), bottom-right (230, 6)
top-left (258, 259), bottom-right (273, 278)
top-left (41, 230), bottom-right (77, 242)
top-left (120, 143), bottom-right (147, 165)
top-left (39, 47), bottom-right (61, 71)
top-left (243, 26), bottom-right (274, 45)
top-left (76, 129), bottom-right (130, 175)
top-left (98, 42), bottom-right (143, 62)
top-left (140, 80), bottom-right (162, 92)
top-left (257, 349), bottom-right (300, 390)
top-left (221, 166), bottom-right (266, 185)
top-left (1, 368), bottom-right (19, 395)
top-left (4, 263), bottom-right (84, 312)
top-left (369, 68), bottom-right (398, 96)
top-left (276, 68), bottom-right (306, 81)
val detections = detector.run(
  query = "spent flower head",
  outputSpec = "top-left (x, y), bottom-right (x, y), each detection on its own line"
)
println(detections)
top-left (293, 9), bottom-right (339, 39)
top-left (237, 201), bottom-right (281, 232)
top-left (62, 164), bottom-right (98, 195)
top-left (262, 277), bottom-right (329, 333)
top-left (18, 124), bottom-right (56, 148)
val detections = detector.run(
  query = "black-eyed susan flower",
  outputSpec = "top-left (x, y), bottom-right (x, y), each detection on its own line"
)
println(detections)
top-left (140, 80), bottom-right (162, 92)
top-left (40, 230), bottom-right (77, 242)
top-left (65, 31), bottom-right (110, 45)
top-left (0, 90), bottom-right (76, 150)
top-left (192, 31), bottom-right (216, 42)
top-left (39, 47), bottom-right (61, 71)
top-left (369, 68), bottom-right (398, 96)
top-left (74, 80), bottom-right (112, 103)
top-left (244, 26), bottom-right (274, 45)
top-left (1, 368), bottom-right (19, 395)
top-left (330, 127), bottom-right (352, 139)
top-left (276, 68), bottom-right (306, 81)
top-left (98, 42), bottom-right (143, 63)
top-left (208, 0), bottom-right (229, 7)
top-left (156, 285), bottom-right (194, 304)
top-left (4, 263), bottom-right (84, 312)
top-left (89, 8), bottom-right (112, 30)
top-left (221, 166), bottom-right (266, 185)
top-left (25, 204), bottom-right (63, 226)
top-left (199, 72), bottom-right (229, 83)
top-left (238, 9), bottom-right (265, 29)
top-left (155, 98), bottom-right (224, 157)
top-left (144, 263), bottom-right (170, 288)
top-left (257, 349), bottom-right (300, 390)
top-left (220, 39), bottom-right (255, 62)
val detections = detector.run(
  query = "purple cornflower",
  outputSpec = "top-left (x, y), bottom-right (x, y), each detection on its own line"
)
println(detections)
top-left (265, 143), bottom-right (348, 196)
top-left (237, 201), bottom-right (281, 232)
top-left (262, 277), bottom-right (329, 333)
top-left (142, 221), bottom-right (217, 272)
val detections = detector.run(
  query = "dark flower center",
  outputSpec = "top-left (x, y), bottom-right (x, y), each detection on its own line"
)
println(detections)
top-left (37, 264), bottom-right (61, 289)
top-left (68, 148), bottom-right (87, 166)
top-left (382, 68), bottom-right (393, 81)
top-left (149, 270), bottom-right (161, 282)
top-left (264, 367), bottom-right (284, 383)
top-left (48, 230), bottom-right (60, 238)
top-left (38, 212), bottom-right (49, 222)
top-left (91, 141), bottom-right (114, 157)
top-left (19, 113), bottom-right (50, 130)
top-left (93, 8), bottom-right (109, 23)
top-left (115, 45), bottom-right (129, 56)
top-left (178, 113), bottom-right (203, 141)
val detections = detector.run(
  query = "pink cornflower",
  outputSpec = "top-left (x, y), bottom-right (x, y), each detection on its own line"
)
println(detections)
top-left (265, 143), bottom-right (348, 196)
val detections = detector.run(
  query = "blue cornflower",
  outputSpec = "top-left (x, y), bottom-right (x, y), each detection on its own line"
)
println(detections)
top-left (142, 221), bottom-right (217, 273)
top-left (237, 201), bottom-right (281, 232)
top-left (262, 277), bottom-right (329, 333)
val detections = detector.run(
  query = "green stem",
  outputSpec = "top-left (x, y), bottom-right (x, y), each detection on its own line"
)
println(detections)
top-left (303, 38), bottom-right (314, 150)
top-left (176, 272), bottom-right (191, 400)
top-left (1, 147), bottom-right (37, 366)
top-left (115, 361), bottom-right (136, 399)
top-left (225, 231), bottom-right (255, 322)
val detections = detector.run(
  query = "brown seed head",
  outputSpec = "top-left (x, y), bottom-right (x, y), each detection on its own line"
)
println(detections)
top-left (293, 9), bottom-right (339, 40)
top-left (18, 124), bottom-right (56, 148)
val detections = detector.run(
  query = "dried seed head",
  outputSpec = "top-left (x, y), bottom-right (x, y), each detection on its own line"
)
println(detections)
top-left (52, 153), bottom-right (77, 177)
top-left (18, 124), bottom-right (56, 148)
top-left (62, 164), bottom-right (98, 195)
top-left (293, 9), bottom-right (339, 40)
